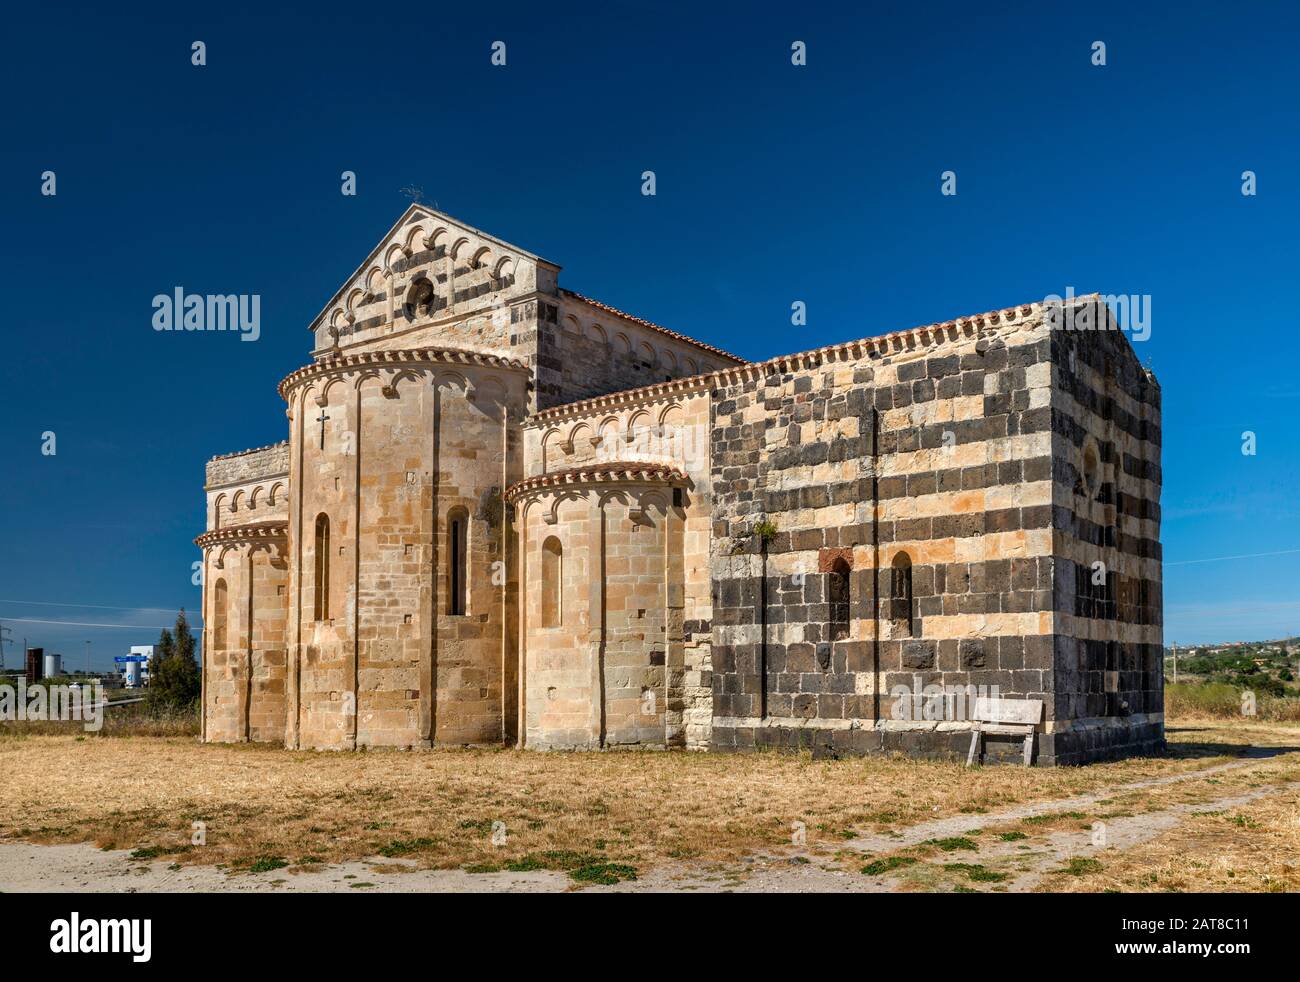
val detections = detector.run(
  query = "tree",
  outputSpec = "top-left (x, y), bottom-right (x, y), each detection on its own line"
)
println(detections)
top-left (147, 610), bottom-right (201, 712)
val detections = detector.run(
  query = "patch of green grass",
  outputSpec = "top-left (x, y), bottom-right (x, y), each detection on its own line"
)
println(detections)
top-left (463, 863), bottom-right (501, 874)
top-left (944, 863), bottom-right (1008, 883)
top-left (500, 850), bottom-right (637, 885)
top-left (457, 819), bottom-right (494, 834)
top-left (129, 845), bottom-right (165, 860)
top-left (998, 831), bottom-right (1028, 842)
top-left (924, 836), bottom-right (978, 852)
top-left (349, 882), bottom-right (375, 889)
top-left (296, 856), bottom-right (324, 865)
top-left (861, 855), bottom-right (919, 876)
top-left (1060, 857), bottom-right (1103, 876)
top-left (377, 837), bottom-right (435, 857)
top-left (247, 856), bottom-right (289, 873)
top-left (570, 862), bottom-right (637, 885)
top-left (504, 856), bottom-right (547, 872)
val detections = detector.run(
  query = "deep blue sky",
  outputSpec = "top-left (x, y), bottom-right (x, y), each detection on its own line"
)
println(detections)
top-left (1, 1), bottom-right (1296, 669)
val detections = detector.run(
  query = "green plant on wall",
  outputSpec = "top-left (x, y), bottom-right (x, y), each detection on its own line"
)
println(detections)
top-left (753, 518), bottom-right (779, 544)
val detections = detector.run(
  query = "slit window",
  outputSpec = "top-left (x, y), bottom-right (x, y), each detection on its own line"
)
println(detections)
top-left (890, 552), bottom-right (914, 637)
top-left (314, 513), bottom-right (330, 621)
top-left (541, 536), bottom-right (562, 628)
top-left (448, 508), bottom-right (468, 616)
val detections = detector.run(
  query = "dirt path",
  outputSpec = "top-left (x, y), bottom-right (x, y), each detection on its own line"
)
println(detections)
top-left (2, 751), bottom-right (1293, 893)
top-left (847, 751), bottom-right (1282, 853)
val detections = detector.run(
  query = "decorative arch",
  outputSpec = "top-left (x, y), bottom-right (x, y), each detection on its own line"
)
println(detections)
top-left (638, 341), bottom-right (657, 364)
top-left (567, 422), bottom-right (592, 454)
top-left (660, 348), bottom-right (678, 371)
top-left (683, 356), bottom-right (699, 375)
top-left (626, 409), bottom-right (651, 448)
top-left (403, 225), bottom-right (426, 255)
top-left (540, 429), bottom-right (564, 474)
top-left (229, 490), bottom-right (244, 513)
top-left (268, 483), bottom-right (284, 506)
top-left (424, 227), bottom-right (448, 252)
top-left (385, 244), bottom-right (406, 270)
top-left (248, 486), bottom-right (263, 509)
top-left (563, 314), bottom-right (582, 334)
top-left (471, 246), bottom-right (492, 270)
top-left (213, 494), bottom-right (227, 529)
top-left (596, 417), bottom-right (621, 457)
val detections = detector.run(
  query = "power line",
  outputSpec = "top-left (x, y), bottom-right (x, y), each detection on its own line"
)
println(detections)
top-left (1, 618), bottom-right (171, 629)
top-left (1166, 548), bottom-right (1300, 567)
top-left (0, 599), bottom-right (179, 613)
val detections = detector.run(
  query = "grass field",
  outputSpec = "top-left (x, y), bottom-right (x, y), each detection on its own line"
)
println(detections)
top-left (1, 715), bottom-right (1297, 891)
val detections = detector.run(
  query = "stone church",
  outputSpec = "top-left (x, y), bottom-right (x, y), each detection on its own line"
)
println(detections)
top-left (196, 205), bottom-right (1163, 765)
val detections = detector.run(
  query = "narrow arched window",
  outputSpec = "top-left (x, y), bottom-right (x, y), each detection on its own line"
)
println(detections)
top-left (447, 507), bottom-right (468, 616)
top-left (891, 552), bottom-right (914, 637)
top-left (541, 536), bottom-right (562, 628)
top-left (828, 558), bottom-right (851, 642)
top-left (314, 513), bottom-right (330, 621)
top-left (213, 578), bottom-right (228, 649)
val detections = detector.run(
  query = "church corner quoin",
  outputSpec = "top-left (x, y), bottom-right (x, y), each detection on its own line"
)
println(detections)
top-left (195, 204), bottom-right (1163, 765)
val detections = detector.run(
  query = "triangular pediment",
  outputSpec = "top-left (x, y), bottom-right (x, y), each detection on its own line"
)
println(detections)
top-left (306, 204), bottom-right (559, 340)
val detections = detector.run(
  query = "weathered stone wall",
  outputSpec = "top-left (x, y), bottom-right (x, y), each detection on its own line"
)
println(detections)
top-left (200, 531), bottom-right (289, 743)
top-left (1046, 302), bottom-right (1163, 763)
top-left (206, 442), bottom-right (290, 490)
top-left (205, 443), bottom-right (290, 531)
top-left (280, 352), bottom-right (527, 751)
top-left (514, 481), bottom-right (683, 750)
top-left (519, 385), bottom-right (714, 749)
top-left (534, 292), bottom-right (740, 409)
top-left (709, 308), bottom-right (1057, 760)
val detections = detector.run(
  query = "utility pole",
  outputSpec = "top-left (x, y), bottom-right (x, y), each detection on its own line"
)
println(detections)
top-left (85, 640), bottom-right (92, 676)
top-left (0, 621), bottom-right (11, 672)
top-left (1172, 643), bottom-right (1178, 684)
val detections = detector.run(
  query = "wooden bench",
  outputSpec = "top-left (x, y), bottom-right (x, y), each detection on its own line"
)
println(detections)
top-left (966, 697), bottom-right (1043, 767)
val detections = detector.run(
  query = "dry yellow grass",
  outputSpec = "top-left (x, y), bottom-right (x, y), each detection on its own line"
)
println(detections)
top-left (1038, 786), bottom-right (1300, 893)
top-left (3, 717), bottom-right (1296, 880)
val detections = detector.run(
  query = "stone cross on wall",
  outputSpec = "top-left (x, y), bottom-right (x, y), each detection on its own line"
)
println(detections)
top-left (316, 407), bottom-right (330, 450)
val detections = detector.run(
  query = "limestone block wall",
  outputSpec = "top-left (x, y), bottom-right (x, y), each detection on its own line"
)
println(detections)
top-left (535, 291), bottom-right (742, 408)
top-left (1046, 301), bottom-right (1163, 763)
top-left (280, 349), bottom-right (527, 750)
top-left (205, 443), bottom-right (289, 531)
top-left (511, 475), bottom-right (687, 750)
top-left (521, 385), bottom-right (716, 748)
top-left (197, 526), bottom-right (289, 743)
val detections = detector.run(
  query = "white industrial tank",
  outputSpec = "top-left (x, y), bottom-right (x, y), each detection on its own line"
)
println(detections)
top-left (43, 652), bottom-right (61, 678)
